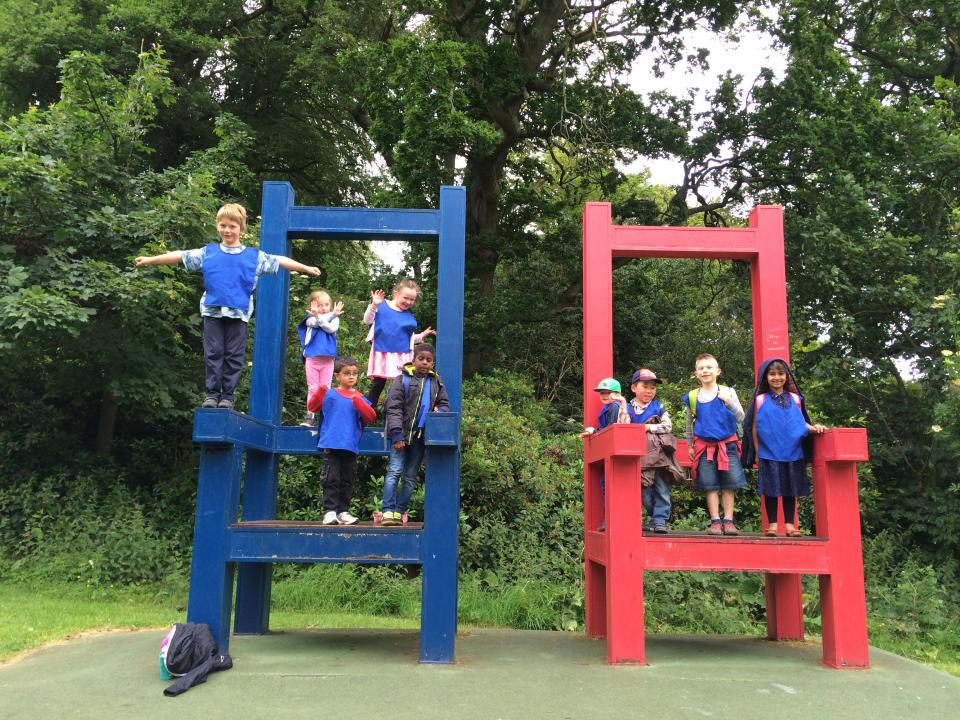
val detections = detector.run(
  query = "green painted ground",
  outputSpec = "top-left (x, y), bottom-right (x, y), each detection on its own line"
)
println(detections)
top-left (1, 628), bottom-right (956, 720)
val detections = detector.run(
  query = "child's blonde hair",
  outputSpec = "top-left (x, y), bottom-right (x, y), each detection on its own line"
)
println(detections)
top-left (695, 353), bottom-right (717, 365)
top-left (308, 289), bottom-right (331, 306)
top-left (393, 278), bottom-right (421, 299)
top-left (217, 203), bottom-right (247, 231)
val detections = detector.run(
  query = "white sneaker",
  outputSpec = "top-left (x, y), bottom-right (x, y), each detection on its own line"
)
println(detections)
top-left (337, 511), bottom-right (358, 525)
top-left (322, 511), bottom-right (338, 525)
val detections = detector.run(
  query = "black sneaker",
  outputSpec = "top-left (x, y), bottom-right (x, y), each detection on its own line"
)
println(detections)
top-left (201, 397), bottom-right (218, 409)
top-left (653, 522), bottom-right (668, 534)
top-left (217, 398), bottom-right (235, 410)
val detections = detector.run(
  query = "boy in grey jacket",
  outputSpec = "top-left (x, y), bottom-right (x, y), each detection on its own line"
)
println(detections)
top-left (380, 344), bottom-right (450, 525)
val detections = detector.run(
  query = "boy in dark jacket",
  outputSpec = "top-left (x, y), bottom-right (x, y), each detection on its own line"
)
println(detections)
top-left (380, 344), bottom-right (450, 526)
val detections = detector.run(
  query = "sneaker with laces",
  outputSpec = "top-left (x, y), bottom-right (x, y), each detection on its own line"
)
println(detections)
top-left (217, 398), bottom-right (234, 410)
top-left (722, 519), bottom-right (740, 535)
top-left (653, 522), bottom-right (668, 534)
top-left (322, 511), bottom-right (338, 525)
top-left (381, 511), bottom-right (401, 526)
top-left (707, 519), bottom-right (723, 535)
top-left (337, 511), bottom-right (359, 525)
top-left (201, 397), bottom-right (218, 409)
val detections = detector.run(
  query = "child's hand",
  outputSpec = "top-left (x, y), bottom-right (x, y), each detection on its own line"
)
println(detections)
top-left (717, 386), bottom-right (733, 404)
top-left (609, 391), bottom-right (624, 403)
top-left (421, 326), bottom-right (436, 338)
top-left (332, 301), bottom-right (345, 316)
top-left (808, 423), bottom-right (827, 434)
top-left (579, 427), bottom-right (596, 439)
top-left (393, 439), bottom-right (407, 451)
top-left (134, 256), bottom-right (150, 266)
top-left (371, 289), bottom-right (385, 306)
top-left (688, 445), bottom-right (695, 460)
top-left (309, 300), bottom-right (320, 315)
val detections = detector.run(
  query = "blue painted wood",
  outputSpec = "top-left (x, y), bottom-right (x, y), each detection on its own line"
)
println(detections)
top-left (288, 206), bottom-right (440, 239)
top-left (193, 408), bottom-right (274, 451)
top-left (188, 181), bottom-right (466, 662)
top-left (418, 185), bottom-right (466, 663)
top-left (229, 526), bottom-right (422, 563)
top-left (234, 182), bottom-right (294, 634)
top-left (186, 445), bottom-right (242, 652)
top-left (419, 445), bottom-right (461, 663)
top-left (424, 412), bottom-right (460, 447)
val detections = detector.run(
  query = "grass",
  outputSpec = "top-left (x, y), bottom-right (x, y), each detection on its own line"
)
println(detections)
top-left (2, 575), bottom-right (958, 679)
top-left (0, 579), bottom-right (417, 664)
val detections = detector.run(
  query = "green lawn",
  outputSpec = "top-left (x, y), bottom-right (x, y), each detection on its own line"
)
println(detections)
top-left (0, 581), bottom-right (417, 664)
top-left (2, 580), bottom-right (957, 679)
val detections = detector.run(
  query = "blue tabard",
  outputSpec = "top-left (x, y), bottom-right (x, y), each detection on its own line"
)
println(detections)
top-left (756, 393), bottom-right (807, 461)
top-left (628, 399), bottom-right (664, 424)
top-left (687, 392), bottom-right (738, 441)
top-left (201, 244), bottom-right (258, 310)
top-left (316, 390), bottom-right (371, 453)
top-left (597, 402), bottom-right (620, 429)
top-left (416, 377), bottom-right (431, 429)
top-left (298, 316), bottom-right (337, 357)
top-left (374, 303), bottom-right (417, 353)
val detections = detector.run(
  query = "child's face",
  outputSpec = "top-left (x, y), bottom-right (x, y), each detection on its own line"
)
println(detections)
top-left (335, 365), bottom-right (359, 389)
top-left (597, 390), bottom-right (617, 405)
top-left (393, 288), bottom-right (418, 310)
top-left (412, 350), bottom-right (435, 375)
top-left (766, 368), bottom-right (788, 393)
top-left (217, 219), bottom-right (243, 246)
top-left (311, 296), bottom-right (331, 313)
top-left (695, 357), bottom-right (720, 385)
top-left (632, 381), bottom-right (657, 404)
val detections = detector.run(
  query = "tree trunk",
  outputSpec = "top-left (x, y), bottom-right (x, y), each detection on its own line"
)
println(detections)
top-left (95, 386), bottom-right (118, 455)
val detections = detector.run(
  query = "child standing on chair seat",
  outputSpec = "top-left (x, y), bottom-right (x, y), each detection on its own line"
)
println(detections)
top-left (298, 289), bottom-right (344, 425)
top-left (741, 358), bottom-right (827, 537)
top-left (380, 343), bottom-right (450, 526)
top-left (308, 356), bottom-right (377, 525)
top-left (363, 279), bottom-right (436, 408)
top-left (579, 378), bottom-right (630, 531)
top-left (135, 203), bottom-right (321, 409)
top-left (627, 368), bottom-right (684, 534)
top-left (683, 353), bottom-right (747, 535)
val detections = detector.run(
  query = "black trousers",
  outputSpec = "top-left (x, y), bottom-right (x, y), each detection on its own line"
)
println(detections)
top-left (322, 449), bottom-right (358, 513)
top-left (202, 316), bottom-right (248, 401)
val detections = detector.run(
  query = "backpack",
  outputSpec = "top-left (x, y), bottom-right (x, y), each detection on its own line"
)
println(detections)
top-left (158, 622), bottom-right (232, 696)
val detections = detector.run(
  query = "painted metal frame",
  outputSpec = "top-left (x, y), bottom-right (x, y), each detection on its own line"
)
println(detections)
top-left (186, 182), bottom-right (466, 663)
top-left (581, 203), bottom-right (870, 668)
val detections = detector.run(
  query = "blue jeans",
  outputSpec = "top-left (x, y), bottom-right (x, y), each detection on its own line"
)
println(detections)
top-left (642, 470), bottom-right (672, 525)
top-left (381, 432), bottom-right (426, 513)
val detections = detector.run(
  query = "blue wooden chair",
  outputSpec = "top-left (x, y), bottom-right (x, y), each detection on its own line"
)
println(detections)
top-left (187, 181), bottom-right (466, 663)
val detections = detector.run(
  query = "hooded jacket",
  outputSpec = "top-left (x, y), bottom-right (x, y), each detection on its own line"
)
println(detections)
top-left (385, 363), bottom-right (450, 443)
top-left (740, 357), bottom-right (815, 468)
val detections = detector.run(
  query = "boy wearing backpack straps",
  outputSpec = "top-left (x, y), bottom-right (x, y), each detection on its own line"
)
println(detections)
top-left (683, 353), bottom-right (747, 535)
top-left (379, 343), bottom-right (450, 526)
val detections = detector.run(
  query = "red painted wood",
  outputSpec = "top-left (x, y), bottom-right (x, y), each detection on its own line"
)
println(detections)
top-left (581, 205), bottom-right (870, 668)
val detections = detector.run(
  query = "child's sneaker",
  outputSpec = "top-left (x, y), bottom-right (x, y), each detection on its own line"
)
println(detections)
top-left (322, 511), bottom-right (338, 525)
top-left (299, 412), bottom-right (315, 427)
top-left (217, 398), bottom-right (235, 410)
top-left (707, 518), bottom-right (723, 535)
top-left (653, 522), bottom-right (668, 534)
top-left (201, 396), bottom-right (218, 409)
top-left (722, 519), bottom-right (740, 535)
top-left (381, 511), bottom-right (401, 527)
top-left (337, 511), bottom-right (358, 525)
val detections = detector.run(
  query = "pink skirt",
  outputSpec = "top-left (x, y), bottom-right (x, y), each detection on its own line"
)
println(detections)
top-left (367, 349), bottom-right (413, 379)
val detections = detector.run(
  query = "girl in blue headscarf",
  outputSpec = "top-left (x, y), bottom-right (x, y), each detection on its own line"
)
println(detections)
top-left (741, 358), bottom-right (826, 536)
